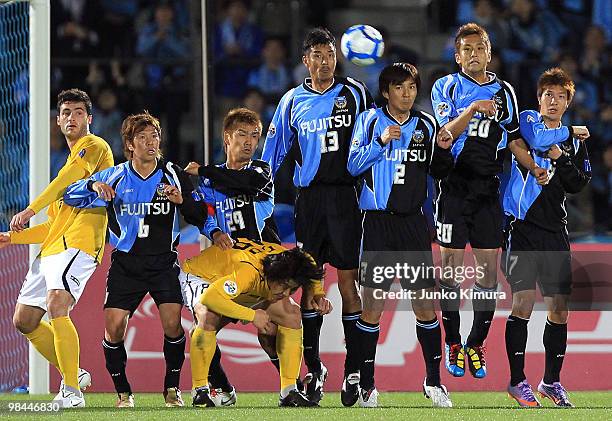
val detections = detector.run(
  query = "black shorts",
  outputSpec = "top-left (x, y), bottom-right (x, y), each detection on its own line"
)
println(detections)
top-left (105, 250), bottom-right (183, 315)
top-left (502, 219), bottom-right (572, 296)
top-left (360, 211), bottom-right (436, 291)
top-left (295, 184), bottom-right (361, 270)
top-left (434, 171), bottom-right (503, 249)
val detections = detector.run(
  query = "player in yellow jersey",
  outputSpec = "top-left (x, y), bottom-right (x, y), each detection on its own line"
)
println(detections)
top-left (0, 89), bottom-right (114, 408)
top-left (181, 238), bottom-right (330, 407)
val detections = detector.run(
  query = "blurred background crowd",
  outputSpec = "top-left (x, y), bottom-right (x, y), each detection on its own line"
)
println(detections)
top-left (47, 0), bottom-right (611, 238)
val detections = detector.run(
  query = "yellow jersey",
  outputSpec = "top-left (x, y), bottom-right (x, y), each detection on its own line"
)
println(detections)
top-left (183, 238), bottom-right (325, 321)
top-left (10, 134), bottom-right (114, 263)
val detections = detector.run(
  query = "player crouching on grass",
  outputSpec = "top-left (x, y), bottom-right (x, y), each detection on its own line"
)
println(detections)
top-left (182, 238), bottom-right (330, 407)
top-left (503, 67), bottom-right (591, 408)
top-left (347, 63), bottom-right (454, 408)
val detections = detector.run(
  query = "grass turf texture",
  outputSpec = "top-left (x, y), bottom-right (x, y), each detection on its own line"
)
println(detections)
top-left (0, 391), bottom-right (610, 420)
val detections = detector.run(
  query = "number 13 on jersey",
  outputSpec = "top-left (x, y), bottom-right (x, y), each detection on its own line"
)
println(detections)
top-left (320, 131), bottom-right (339, 153)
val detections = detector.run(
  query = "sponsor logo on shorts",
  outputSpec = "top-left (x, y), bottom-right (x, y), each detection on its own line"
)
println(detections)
top-left (70, 275), bottom-right (80, 286)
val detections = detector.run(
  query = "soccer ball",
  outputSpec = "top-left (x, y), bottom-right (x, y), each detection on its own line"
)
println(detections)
top-left (340, 24), bottom-right (385, 66)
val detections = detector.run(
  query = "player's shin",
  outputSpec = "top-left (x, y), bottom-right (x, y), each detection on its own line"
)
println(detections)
top-left (466, 283), bottom-right (497, 347)
top-left (301, 309), bottom-right (323, 373)
top-left (342, 311), bottom-right (362, 376)
top-left (276, 325), bottom-right (303, 397)
top-left (505, 315), bottom-right (529, 386)
top-left (208, 345), bottom-right (233, 391)
top-left (24, 320), bottom-right (59, 369)
top-left (50, 316), bottom-right (80, 391)
top-left (102, 339), bottom-right (131, 394)
top-left (439, 283), bottom-right (461, 345)
top-left (356, 318), bottom-right (380, 390)
top-left (163, 332), bottom-right (186, 389)
top-left (543, 319), bottom-right (567, 384)
top-left (416, 318), bottom-right (442, 387)
top-left (190, 327), bottom-right (216, 389)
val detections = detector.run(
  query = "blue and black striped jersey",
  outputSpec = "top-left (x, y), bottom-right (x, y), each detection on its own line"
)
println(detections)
top-left (503, 110), bottom-right (591, 232)
top-left (348, 107), bottom-right (453, 214)
top-left (64, 160), bottom-right (204, 254)
top-left (193, 159), bottom-right (279, 244)
top-left (262, 76), bottom-right (375, 186)
top-left (431, 71), bottom-right (521, 176)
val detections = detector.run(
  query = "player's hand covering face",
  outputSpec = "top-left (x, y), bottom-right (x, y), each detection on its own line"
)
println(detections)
top-left (57, 101), bottom-right (91, 140)
top-left (225, 123), bottom-right (260, 163)
top-left (130, 125), bottom-right (161, 163)
top-left (455, 34), bottom-right (491, 75)
top-left (303, 43), bottom-right (336, 84)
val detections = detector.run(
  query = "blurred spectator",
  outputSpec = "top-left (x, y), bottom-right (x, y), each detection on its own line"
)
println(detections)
top-left (136, 1), bottom-right (190, 163)
top-left (99, 0), bottom-right (138, 57)
top-left (457, 0), bottom-right (510, 47)
top-left (247, 37), bottom-right (291, 103)
top-left (243, 87), bottom-right (273, 131)
top-left (558, 52), bottom-right (599, 122)
top-left (591, 144), bottom-right (612, 231)
top-left (579, 25), bottom-right (610, 84)
top-left (214, 0), bottom-right (264, 99)
top-left (90, 88), bottom-right (124, 162)
top-left (51, 0), bottom-right (103, 89)
top-left (50, 114), bottom-right (69, 179)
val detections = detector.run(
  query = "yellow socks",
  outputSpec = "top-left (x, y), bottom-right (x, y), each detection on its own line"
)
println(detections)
top-left (190, 327), bottom-right (216, 389)
top-left (50, 316), bottom-right (80, 390)
top-left (277, 326), bottom-right (303, 392)
top-left (24, 320), bottom-right (59, 369)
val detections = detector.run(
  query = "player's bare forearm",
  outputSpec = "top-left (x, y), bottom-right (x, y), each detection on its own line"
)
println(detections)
top-left (509, 139), bottom-right (537, 171)
top-left (442, 103), bottom-right (476, 139)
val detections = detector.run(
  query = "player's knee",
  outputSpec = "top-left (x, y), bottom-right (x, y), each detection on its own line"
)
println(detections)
top-left (13, 312), bottom-right (37, 334)
top-left (548, 310), bottom-right (568, 324)
top-left (46, 290), bottom-right (72, 318)
top-left (360, 310), bottom-right (381, 324)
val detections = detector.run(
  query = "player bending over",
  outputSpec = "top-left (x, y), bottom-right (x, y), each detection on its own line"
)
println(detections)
top-left (348, 63), bottom-right (454, 408)
top-left (182, 239), bottom-right (329, 407)
top-left (0, 89), bottom-right (113, 408)
top-left (503, 67), bottom-right (590, 408)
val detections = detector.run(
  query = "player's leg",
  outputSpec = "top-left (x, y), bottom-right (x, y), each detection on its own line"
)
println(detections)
top-left (464, 195), bottom-right (504, 379)
top-left (43, 249), bottom-right (97, 407)
top-left (355, 287), bottom-right (382, 408)
top-left (412, 291), bottom-right (452, 408)
top-left (266, 297), bottom-right (317, 407)
top-left (191, 303), bottom-right (225, 407)
top-left (103, 307), bottom-right (133, 405)
top-left (158, 303), bottom-right (186, 407)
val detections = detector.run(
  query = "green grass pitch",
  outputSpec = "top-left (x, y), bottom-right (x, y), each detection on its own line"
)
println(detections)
top-left (0, 391), bottom-right (610, 420)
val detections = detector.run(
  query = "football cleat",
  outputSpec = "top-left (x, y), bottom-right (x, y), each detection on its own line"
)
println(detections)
top-left (209, 386), bottom-right (237, 407)
top-left (192, 386), bottom-right (215, 407)
top-left (445, 343), bottom-right (465, 377)
top-left (303, 363), bottom-right (328, 403)
top-left (116, 392), bottom-right (135, 408)
top-left (53, 384), bottom-right (85, 408)
top-left (465, 344), bottom-right (487, 378)
top-left (423, 379), bottom-right (453, 408)
top-left (163, 387), bottom-right (184, 407)
top-left (358, 385), bottom-right (379, 408)
top-left (507, 381), bottom-right (541, 408)
top-left (537, 381), bottom-right (574, 407)
top-left (278, 389), bottom-right (319, 407)
top-left (341, 372), bottom-right (360, 407)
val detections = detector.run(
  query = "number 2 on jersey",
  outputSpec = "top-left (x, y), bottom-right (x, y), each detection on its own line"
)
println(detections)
top-left (320, 131), bottom-right (339, 153)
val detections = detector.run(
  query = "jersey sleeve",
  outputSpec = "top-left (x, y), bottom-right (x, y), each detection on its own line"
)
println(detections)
top-left (519, 110), bottom-right (571, 152)
top-left (498, 81), bottom-right (521, 142)
top-left (174, 166), bottom-right (207, 229)
top-left (199, 265), bottom-right (259, 321)
top-left (556, 139), bottom-right (591, 194)
top-left (422, 113), bottom-right (453, 179)
top-left (194, 179), bottom-right (221, 240)
top-left (28, 137), bottom-right (111, 213)
top-left (198, 161), bottom-right (273, 199)
top-left (430, 76), bottom-right (458, 126)
top-left (347, 110), bottom-right (384, 176)
top-left (63, 165), bottom-right (117, 208)
top-left (261, 89), bottom-right (296, 177)
top-left (345, 77), bottom-right (376, 112)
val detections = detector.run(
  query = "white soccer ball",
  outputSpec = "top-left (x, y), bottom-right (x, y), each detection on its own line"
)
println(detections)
top-left (340, 24), bottom-right (385, 66)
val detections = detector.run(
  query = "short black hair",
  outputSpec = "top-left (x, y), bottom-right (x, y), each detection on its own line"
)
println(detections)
top-left (379, 63), bottom-right (421, 99)
top-left (302, 27), bottom-right (335, 54)
top-left (262, 248), bottom-right (325, 289)
top-left (57, 89), bottom-right (93, 115)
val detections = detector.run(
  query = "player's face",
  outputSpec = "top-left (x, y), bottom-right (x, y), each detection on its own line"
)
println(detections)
top-left (383, 78), bottom-right (417, 114)
top-left (225, 123), bottom-right (261, 162)
top-left (538, 85), bottom-right (569, 121)
top-left (130, 125), bottom-right (161, 162)
top-left (303, 43), bottom-right (336, 84)
top-left (455, 34), bottom-right (491, 74)
top-left (57, 101), bottom-right (91, 140)
top-left (268, 281), bottom-right (292, 302)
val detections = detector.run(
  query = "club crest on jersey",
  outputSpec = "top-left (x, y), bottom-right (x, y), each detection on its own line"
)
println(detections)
top-left (267, 123), bottom-right (276, 137)
top-left (78, 148), bottom-right (86, 158)
top-left (224, 280), bottom-right (238, 295)
top-left (334, 96), bottom-right (347, 109)
top-left (352, 138), bottom-right (360, 147)
top-left (493, 94), bottom-right (503, 106)
top-left (156, 183), bottom-right (166, 197)
top-left (412, 130), bottom-right (424, 143)
top-left (436, 102), bottom-right (450, 118)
